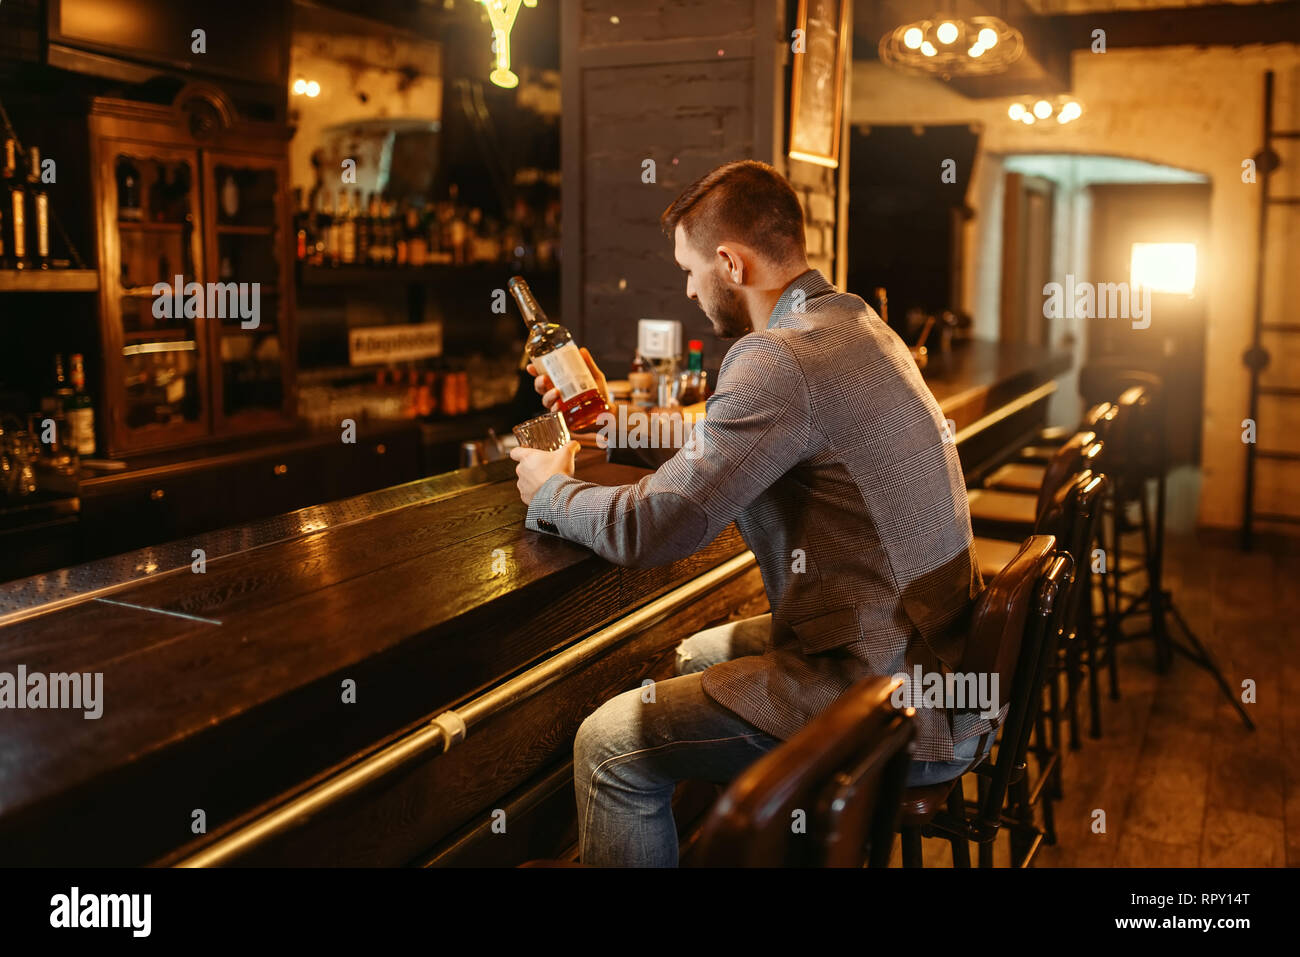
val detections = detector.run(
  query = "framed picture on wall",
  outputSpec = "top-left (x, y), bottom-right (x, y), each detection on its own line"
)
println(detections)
top-left (788, 0), bottom-right (851, 168)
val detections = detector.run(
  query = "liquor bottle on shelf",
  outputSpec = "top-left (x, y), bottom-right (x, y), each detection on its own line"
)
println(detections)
top-left (28, 147), bottom-right (50, 270)
top-left (116, 156), bottom-right (142, 222)
top-left (1, 137), bottom-right (15, 181)
top-left (220, 172), bottom-right (240, 223)
top-left (382, 200), bottom-right (398, 266)
top-left (356, 190), bottom-right (372, 265)
top-left (371, 199), bottom-right (386, 265)
top-left (36, 354), bottom-right (75, 473)
top-left (65, 354), bottom-right (96, 457)
top-left (339, 189), bottom-right (356, 265)
top-left (1, 138), bottom-right (13, 268)
top-left (7, 140), bottom-right (28, 270)
top-left (357, 189), bottom-right (368, 263)
top-left (423, 202), bottom-right (447, 264)
top-left (325, 190), bottom-right (340, 266)
top-left (42, 353), bottom-right (70, 416)
top-left (401, 365), bottom-right (419, 418)
top-left (293, 187), bottom-right (309, 261)
top-left (415, 369), bottom-right (435, 417)
top-left (407, 203), bottom-right (427, 267)
top-left (395, 200), bottom-right (409, 267)
top-left (366, 193), bottom-right (381, 265)
top-left (509, 275), bottom-right (612, 433)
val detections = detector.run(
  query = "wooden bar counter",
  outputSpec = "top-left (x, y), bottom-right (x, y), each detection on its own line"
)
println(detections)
top-left (0, 338), bottom-right (1069, 867)
top-left (0, 448), bottom-right (765, 866)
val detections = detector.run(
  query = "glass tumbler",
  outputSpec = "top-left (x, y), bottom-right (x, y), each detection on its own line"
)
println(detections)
top-left (512, 411), bottom-right (571, 451)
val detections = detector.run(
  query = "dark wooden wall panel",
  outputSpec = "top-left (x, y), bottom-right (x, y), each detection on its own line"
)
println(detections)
top-left (562, 0), bottom-right (784, 383)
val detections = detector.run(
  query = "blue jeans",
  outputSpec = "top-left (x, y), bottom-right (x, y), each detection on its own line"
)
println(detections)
top-left (572, 613), bottom-right (993, 866)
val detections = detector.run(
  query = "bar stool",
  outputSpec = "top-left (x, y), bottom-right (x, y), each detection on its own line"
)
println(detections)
top-left (966, 429), bottom-right (1102, 551)
top-left (1096, 380), bottom-right (1256, 732)
top-left (1024, 471), bottom-right (1109, 794)
top-left (895, 535), bottom-right (1071, 868)
top-left (519, 675), bottom-right (915, 868)
top-left (687, 675), bottom-right (915, 867)
top-left (987, 402), bottom-right (1117, 484)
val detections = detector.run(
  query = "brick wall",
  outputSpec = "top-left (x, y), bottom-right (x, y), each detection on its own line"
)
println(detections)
top-left (787, 158), bottom-right (838, 278)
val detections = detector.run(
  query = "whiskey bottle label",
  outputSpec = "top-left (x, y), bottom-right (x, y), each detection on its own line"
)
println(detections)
top-left (537, 342), bottom-right (598, 400)
top-left (66, 407), bottom-right (95, 455)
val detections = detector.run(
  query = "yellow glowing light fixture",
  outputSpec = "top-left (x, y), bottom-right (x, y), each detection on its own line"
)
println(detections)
top-left (481, 0), bottom-right (538, 89)
top-left (1131, 242), bottom-right (1197, 295)
top-left (903, 27), bottom-right (924, 49)
top-left (936, 21), bottom-right (958, 44)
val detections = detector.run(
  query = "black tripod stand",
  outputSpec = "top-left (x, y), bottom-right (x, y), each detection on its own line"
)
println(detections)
top-left (1105, 435), bottom-right (1255, 733)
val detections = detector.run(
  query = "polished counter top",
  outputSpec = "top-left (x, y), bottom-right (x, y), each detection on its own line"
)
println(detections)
top-left (921, 338), bottom-right (1072, 432)
top-left (0, 450), bottom-right (751, 864)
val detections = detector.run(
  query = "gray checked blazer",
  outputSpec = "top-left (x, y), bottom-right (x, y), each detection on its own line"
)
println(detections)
top-left (525, 269), bottom-right (992, 761)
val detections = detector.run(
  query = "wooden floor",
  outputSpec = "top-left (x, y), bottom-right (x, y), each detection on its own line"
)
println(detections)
top-left (893, 467), bottom-right (1299, 867)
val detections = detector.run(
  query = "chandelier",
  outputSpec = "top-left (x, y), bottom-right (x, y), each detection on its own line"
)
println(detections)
top-left (879, 14), bottom-right (1024, 79)
top-left (1007, 95), bottom-right (1084, 129)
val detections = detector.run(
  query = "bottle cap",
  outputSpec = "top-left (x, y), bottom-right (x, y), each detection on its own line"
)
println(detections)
top-left (688, 340), bottom-right (704, 351)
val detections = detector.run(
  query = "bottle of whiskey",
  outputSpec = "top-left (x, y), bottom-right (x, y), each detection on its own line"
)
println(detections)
top-left (43, 353), bottom-right (69, 416)
top-left (116, 156), bottom-right (142, 222)
top-left (365, 192), bottom-right (381, 264)
top-left (65, 354), bottom-right (96, 456)
top-left (7, 140), bottom-right (28, 270)
top-left (1, 138), bottom-right (14, 268)
top-left (339, 189), bottom-right (356, 265)
top-left (293, 187), bottom-right (309, 261)
top-left (321, 190), bottom-right (337, 266)
top-left (28, 147), bottom-right (50, 269)
top-left (508, 275), bottom-right (612, 433)
top-left (356, 190), bottom-right (372, 265)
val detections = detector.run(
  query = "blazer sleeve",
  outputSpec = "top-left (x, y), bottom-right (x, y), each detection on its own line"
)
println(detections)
top-left (525, 334), bottom-right (812, 567)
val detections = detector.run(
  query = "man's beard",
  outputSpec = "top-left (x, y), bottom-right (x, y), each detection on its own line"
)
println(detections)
top-left (700, 276), bottom-right (751, 339)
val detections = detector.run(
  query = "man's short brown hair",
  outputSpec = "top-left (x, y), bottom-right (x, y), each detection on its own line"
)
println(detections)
top-left (660, 160), bottom-right (807, 263)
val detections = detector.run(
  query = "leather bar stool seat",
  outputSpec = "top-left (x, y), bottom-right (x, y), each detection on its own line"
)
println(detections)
top-left (1013, 404), bottom-right (1115, 467)
top-left (1017, 445), bottom-right (1063, 464)
top-left (982, 462), bottom-right (1046, 494)
top-left (967, 488), bottom-right (1039, 526)
top-left (972, 536), bottom-right (1023, 578)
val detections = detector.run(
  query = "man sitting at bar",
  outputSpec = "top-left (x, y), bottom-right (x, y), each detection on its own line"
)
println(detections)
top-left (510, 160), bottom-right (989, 867)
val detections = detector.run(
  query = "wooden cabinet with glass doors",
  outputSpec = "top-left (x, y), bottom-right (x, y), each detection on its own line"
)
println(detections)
top-left (89, 85), bottom-right (295, 455)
